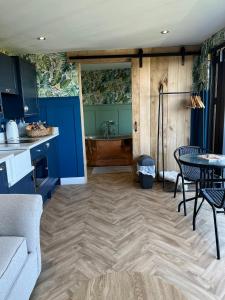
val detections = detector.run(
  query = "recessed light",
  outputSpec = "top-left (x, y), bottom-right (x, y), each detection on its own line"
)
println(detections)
top-left (161, 30), bottom-right (170, 34)
top-left (37, 36), bottom-right (46, 41)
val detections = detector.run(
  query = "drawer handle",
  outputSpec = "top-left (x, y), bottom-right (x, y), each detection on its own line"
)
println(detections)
top-left (36, 149), bottom-right (41, 152)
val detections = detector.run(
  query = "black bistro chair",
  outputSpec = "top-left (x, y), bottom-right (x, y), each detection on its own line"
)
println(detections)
top-left (174, 146), bottom-right (205, 216)
top-left (193, 188), bottom-right (225, 259)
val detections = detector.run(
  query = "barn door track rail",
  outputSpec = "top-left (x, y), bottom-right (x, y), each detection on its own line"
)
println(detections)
top-left (68, 47), bottom-right (200, 68)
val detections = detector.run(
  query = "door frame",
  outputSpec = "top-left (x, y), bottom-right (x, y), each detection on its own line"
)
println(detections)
top-left (77, 59), bottom-right (134, 181)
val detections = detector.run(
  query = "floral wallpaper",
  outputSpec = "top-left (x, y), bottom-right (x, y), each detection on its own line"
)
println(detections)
top-left (81, 68), bottom-right (131, 105)
top-left (23, 53), bottom-right (79, 97)
top-left (0, 49), bottom-right (79, 97)
top-left (193, 27), bottom-right (225, 91)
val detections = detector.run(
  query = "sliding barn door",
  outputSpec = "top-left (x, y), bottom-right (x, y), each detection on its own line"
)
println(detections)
top-left (131, 56), bottom-right (193, 171)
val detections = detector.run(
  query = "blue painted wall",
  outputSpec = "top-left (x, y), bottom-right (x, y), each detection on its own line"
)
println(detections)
top-left (39, 97), bottom-right (84, 178)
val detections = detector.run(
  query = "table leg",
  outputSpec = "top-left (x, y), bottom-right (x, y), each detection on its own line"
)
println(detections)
top-left (193, 182), bottom-right (198, 230)
top-left (211, 167), bottom-right (214, 188)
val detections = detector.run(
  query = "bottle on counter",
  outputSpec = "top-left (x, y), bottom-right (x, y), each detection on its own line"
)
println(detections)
top-left (18, 119), bottom-right (26, 137)
top-left (0, 123), bottom-right (5, 143)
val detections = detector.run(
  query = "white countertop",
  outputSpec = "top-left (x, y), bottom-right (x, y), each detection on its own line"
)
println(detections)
top-left (0, 133), bottom-right (59, 151)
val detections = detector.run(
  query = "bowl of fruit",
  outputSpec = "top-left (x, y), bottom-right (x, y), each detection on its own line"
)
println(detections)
top-left (26, 122), bottom-right (52, 137)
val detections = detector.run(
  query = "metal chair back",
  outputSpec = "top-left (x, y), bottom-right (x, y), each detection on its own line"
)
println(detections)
top-left (174, 146), bottom-right (203, 180)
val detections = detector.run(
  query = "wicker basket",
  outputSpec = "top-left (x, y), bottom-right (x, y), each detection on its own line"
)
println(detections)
top-left (26, 126), bottom-right (52, 137)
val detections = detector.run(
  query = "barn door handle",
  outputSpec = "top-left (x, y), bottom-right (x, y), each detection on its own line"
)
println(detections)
top-left (134, 121), bottom-right (138, 132)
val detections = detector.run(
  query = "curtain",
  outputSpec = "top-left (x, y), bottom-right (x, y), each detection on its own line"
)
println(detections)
top-left (190, 90), bottom-right (209, 150)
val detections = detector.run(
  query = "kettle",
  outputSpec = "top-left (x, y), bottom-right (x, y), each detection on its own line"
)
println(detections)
top-left (6, 120), bottom-right (19, 142)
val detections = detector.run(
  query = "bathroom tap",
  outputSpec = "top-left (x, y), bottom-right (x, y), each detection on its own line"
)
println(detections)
top-left (102, 120), bottom-right (116, 138)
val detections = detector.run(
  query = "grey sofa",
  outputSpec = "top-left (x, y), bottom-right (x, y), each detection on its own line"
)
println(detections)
top-left (0, 194), bottom-right (43, 300)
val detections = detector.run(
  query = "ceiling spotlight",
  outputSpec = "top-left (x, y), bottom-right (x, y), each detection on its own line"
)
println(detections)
top-left (161, 30), bottom-right (170, 34)
top-left (37, 36), bottom-right (46, 40)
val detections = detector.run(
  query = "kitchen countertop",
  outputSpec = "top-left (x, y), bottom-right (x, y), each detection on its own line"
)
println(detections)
top-left (0, 133), bottom-right (59, 151)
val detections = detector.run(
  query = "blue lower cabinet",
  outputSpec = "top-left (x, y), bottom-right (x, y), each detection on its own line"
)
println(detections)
top-left (0, 162), bottom-right (9, 193)
top-left (46, 137), bottom-right (59, 179)
top-left (0, 138), bottom-right (59, 200)
top-left (31, 137), bottom-right (59, 202)
top-left (37, 178), bottom-right (58, 202)
top-left (9, 171), bottom-right (35, 194)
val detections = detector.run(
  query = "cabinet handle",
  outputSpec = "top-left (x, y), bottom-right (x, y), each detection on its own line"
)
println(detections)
top-left (24, 105), bottom-right (29, 112)
top-left (0, 167), bottom-right (5, 171)
top-left (46, 142), bottom-right (50, 148)
top-left (36, 149), bottom-right (41, 152)
top-left (134, 121), bottom-right (138, 132)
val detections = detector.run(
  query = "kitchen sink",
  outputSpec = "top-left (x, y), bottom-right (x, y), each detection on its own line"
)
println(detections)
top-left (0, 149), bottom-right (33, 186)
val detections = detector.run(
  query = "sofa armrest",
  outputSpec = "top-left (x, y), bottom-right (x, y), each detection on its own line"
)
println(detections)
top-left (0, 194), bottom-right (43, 253)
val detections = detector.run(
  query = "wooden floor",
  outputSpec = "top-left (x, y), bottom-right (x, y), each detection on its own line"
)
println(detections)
top-left (31, 172), bottom-right (225, 300)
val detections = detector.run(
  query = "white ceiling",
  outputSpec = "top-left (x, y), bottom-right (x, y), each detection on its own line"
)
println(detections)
top-left (0, 0), bottom-right (225, 53)
top-left (81, 62), bottom-right (131, 71)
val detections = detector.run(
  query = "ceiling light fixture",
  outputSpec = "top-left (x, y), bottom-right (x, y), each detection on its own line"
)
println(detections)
top-left (161, 30), bottom-right (170, 34)
top-left (37, 36), bottom-right (46, 40)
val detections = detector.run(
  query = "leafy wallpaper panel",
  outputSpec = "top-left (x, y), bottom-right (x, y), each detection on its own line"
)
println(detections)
top-left (0, 50), bottom-right (79, 97)
top-left (193, 27), bottom-right (225, 91)
top-left (81, 69), bottom-right (131, 105)
top-left (23, 53), bottom-right (79, 97)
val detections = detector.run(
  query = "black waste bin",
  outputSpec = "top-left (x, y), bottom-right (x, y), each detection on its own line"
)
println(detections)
top-left (137, 155), bottom-right (155, 189)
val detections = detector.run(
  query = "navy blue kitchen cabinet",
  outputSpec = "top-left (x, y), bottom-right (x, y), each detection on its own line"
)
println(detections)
top-left (1, 56), bottom-right (39, 119)
top-left (39, 97), bottom-right (84, 179)
top-left (0, 138), bottom-right (58, 198)
top-left (30, 138), bottom-right (59, 179)
top-left (0, 53), bottom-right (18, 95)
top-left (30, 137), bottom-right (59, 202)
top-left (0, 162), bottom-right (9, 193)
top-left (14, 57), bottom-right (39, 116)
top-left (47, 137), bottom-right (59, 179)
top-left (9, 171), bottom-right (35, 194)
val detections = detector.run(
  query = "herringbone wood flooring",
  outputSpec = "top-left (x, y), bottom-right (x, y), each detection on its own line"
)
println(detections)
top-left (30, 172), bottom-right (225, 300)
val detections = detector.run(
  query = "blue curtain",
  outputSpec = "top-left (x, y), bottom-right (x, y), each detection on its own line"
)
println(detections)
top-left (190, 90), bottom-right (209, 150)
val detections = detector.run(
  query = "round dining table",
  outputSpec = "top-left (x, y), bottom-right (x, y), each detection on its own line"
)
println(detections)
top-left (179, 153), bottom-right (225, 193)
top-left (179, 153), bottom-right (225, 170)
top-left (178, 153), bottom-right (225, 221)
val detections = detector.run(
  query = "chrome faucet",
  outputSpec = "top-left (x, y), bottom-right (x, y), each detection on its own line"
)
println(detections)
top-left (102, 120), bottom-right (116, 138)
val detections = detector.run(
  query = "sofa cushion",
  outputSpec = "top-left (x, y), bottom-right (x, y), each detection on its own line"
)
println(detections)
top-left (0, 236), bottom-right (28, 300)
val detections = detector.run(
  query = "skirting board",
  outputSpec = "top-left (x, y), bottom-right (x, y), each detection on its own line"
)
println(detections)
top-left (60, 177), bottom-right (87, 185)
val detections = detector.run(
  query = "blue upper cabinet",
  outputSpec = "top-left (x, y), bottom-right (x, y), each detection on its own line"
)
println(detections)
top-left (0, 53), bottom-right (18, 95)
top-left (14, 57), bottom-right (39, 116)
top-left (1, 55), bottom-right (39, 119)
